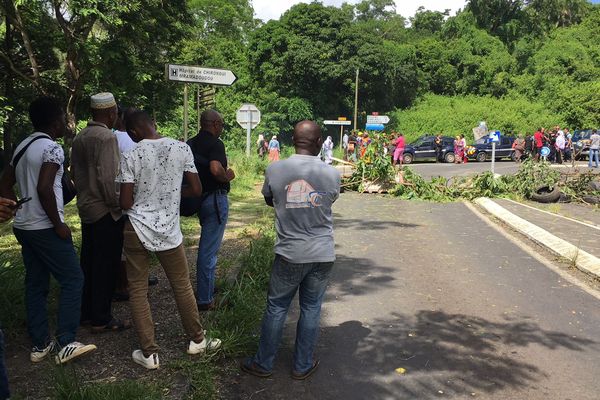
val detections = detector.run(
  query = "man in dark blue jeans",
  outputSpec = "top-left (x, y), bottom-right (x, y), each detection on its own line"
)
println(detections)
top-left (241, 120), bottom-right (341, 380)
top-left (187, 110), bottom-right (235, 310)
top-left (0, 97), bottom-right (96, 366)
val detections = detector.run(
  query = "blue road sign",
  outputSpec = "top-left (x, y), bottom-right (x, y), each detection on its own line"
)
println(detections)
top-left (541, 146), bottom-right (550, 157)
top-left (365, 123), bottom-right (384, 131)
top-left (489, 131), bottom-right (501, 143)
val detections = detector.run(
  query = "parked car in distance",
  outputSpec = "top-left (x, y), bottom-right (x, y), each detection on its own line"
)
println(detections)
top-left (573, 130), bottom-right (593, 160)
top-left (402, 135), bottom-right (456, 164)
top-left (468, 135), bottom-right (516, 162)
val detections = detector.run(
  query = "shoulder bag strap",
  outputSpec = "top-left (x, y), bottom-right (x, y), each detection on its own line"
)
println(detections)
top-left (11, 135), bottom-right (49, 168)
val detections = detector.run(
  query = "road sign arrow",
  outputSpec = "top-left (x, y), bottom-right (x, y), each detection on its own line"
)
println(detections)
top-left (166, 64), bottom-right (237, 86)
top-left (366, 115), bottom-right (390, 124)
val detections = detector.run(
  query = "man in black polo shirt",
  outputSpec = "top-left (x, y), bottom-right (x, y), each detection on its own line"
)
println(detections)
top-left (187, 109), bottom-right (235, 310)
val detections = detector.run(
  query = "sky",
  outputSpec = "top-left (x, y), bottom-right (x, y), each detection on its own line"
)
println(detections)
top-left (251, 0), bottom-right (468, 22)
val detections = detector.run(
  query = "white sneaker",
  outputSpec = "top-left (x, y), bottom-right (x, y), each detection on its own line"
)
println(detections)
top-left (55, 342), bottom-right (97, 364)
top-left (187, 332), bottom-right (222, 355)
top-left (132, 349), bottom-right (160, 370)
top-left (30, 341), bottom-right (56, 363)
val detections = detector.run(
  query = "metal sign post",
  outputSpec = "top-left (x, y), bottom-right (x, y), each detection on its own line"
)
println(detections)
top-left (491, 142), bottom-right (496, 175)
top-left (489, 131), bottom-right (501, 175)
top-left (183, 84), bottom-right (189, 141)
top-left (236, 104), bottom-right (261, 157)
top-left (324, 120), bottom-right (352, 150)
top-left (165, 63), bottom-right (237, 141)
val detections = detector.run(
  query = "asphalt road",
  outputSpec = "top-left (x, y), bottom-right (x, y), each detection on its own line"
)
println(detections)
top-left (229, 193), bottom-right (600, 400)
top-left (408, 160), bottom-right (519, 179)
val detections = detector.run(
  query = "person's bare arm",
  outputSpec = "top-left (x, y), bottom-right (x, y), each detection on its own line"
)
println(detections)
top-left (38, 162), bottom-right (71, 239)
top-left (0, 166), bottom-right (17, 201)
top-left (209, 160), bottom-right (235, 183)
top-left (0, 197), bottom-right (16, 222)
top-left (119, 183), bottom-right (134, 210)
top-left (182, 172), bottom-right (202, 197)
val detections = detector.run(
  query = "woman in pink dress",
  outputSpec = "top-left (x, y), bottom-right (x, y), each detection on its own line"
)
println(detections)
top-left (392, 133), bottom-right (405, 167)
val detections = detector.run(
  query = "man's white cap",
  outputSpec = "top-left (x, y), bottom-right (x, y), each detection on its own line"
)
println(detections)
top-left (90, 92), bottom-right (116, 110)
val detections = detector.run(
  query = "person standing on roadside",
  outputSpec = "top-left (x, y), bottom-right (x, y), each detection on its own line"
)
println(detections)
top-left (434, 134), bottom-right (443, 163)
top-left (241, 120), bottom-right (340, 381)
top-left (0, 197), bottom-right (16, 400)
top-left (392, 132), bottom-right (405, 168)
top-left (512, 134), bottom-right (526, 163)
top-left (0, 97), bottom-right (97, 365)
top-left (268, 135), bottom-right (280, 162)
top-left (71, 92), bottom-right (130, 332)
top-left (589, 129), bottom-right (600, 168)
top-left (533, 128), bottom-right (544, 161)
top-left (187, 110), bottom-right (235, 311)
top-left (118, 111), bottom-right (221, 369)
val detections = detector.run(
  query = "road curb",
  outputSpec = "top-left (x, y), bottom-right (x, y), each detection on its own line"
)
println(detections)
top-left (474, 197), bottom-right (600, 278)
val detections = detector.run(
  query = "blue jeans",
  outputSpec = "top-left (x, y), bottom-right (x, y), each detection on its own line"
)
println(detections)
top-left (13, 228), bottom-right (83, 348)
top-left (0, 328), bottom-right (8, 400)
top-left (589, 149), bottom-right (599, 168)
top-left (196, 192), bottom-right (229, 305)
top-left (253, 255), bottom-right (333, 373)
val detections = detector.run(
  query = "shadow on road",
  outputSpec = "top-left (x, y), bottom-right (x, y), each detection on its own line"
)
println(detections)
top-left (333, 214), bottom-right (420, 230)
top-left (327, 254), bottom-right (397, 298)
top-left (226, 310), bottom-right (596, 399)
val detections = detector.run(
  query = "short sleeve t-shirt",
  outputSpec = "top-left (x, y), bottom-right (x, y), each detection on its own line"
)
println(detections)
top-left (534, 131), bottom-right (544, 148)
top-left (12, 133), bottom-right (65, 230)
top-left (114, 130), bottom-right (137, 154)
top-left (590, 133), bottom-right (600, 150)
top-left (262, 154), bottom-right (341, 263)
top-left (187, 131), bottom-right (229, 193)
top-left (116, 138), bottom-right (197, 251)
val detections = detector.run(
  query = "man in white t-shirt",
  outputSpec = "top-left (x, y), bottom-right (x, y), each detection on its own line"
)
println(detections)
top-left (0, 97), bottom-right (96, 365)
top-left (117, 110), bottom-right (221, 370)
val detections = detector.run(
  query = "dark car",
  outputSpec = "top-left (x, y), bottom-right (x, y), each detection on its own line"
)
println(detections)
top-left (402, 135), bottom-right (456, 164)
top-left (468, 135), bottom-right (516, 162)
top-left (573, 130), bottom-right (593, 160)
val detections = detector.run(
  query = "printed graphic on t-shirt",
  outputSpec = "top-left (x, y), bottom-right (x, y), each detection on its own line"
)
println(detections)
top-left (285, 179), bottom-right (325, 208)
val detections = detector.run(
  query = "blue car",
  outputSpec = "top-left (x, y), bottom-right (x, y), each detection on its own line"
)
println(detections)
top-left (468, 135), bottom-right (516, 162)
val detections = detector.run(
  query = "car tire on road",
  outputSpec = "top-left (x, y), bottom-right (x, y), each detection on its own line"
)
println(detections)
top-left (403, 153), bottom-right (413, 164)
top-left (476, 152), bottom-right (487, 162)
top-left (529, 185), bottom-right (561, 203)
top-left (444, 152), bottom-right (455, 163)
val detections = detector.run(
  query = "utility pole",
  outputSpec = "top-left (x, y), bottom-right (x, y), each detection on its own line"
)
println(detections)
top-left (353, 68), bottom-right (359, 132)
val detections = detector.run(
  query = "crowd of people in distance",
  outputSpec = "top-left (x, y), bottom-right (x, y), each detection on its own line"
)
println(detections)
top-left (0, 93), bottom-right (341, 399)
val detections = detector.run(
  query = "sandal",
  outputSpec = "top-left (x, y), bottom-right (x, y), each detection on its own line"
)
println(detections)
top-left (291, 359), bottom-right (320, 380)
top-left (240, 358), bottom-right (272, 378)
top-left (91, 318), bottom-right (131, 334)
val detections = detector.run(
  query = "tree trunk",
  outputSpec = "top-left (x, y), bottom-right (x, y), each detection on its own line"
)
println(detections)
top-left (3, 1), bottom-right (14, 168)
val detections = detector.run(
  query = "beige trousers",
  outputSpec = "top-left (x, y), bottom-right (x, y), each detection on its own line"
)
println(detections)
top-left (123, 221), bottom-right (203, 356)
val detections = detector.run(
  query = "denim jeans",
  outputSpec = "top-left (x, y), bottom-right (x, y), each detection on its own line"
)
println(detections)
top-left (0, 328), bottom-right (9, 400)
top-left (253, 255), bottom-right (334, 373)
top-left (13, 228), bottom-right (83, 348)
top-left (196, 192), bottom-right (229, 305)
top-left (589, 149), bottom-right (600, 168)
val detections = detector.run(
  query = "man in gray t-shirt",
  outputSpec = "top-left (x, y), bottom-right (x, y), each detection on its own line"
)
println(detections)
top-left (242, 121), bottom-right (341, 380)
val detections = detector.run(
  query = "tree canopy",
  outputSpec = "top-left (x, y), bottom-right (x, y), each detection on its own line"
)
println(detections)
top-left (1, 0), bottom-right (598, 158)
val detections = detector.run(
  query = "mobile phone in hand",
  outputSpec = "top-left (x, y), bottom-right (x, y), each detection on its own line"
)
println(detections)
top-left (12, 197), bottom-right (32, 208)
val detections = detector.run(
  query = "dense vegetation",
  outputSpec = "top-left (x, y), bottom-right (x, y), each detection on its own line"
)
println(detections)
top-left (1, 0), bottom-right (599, 160)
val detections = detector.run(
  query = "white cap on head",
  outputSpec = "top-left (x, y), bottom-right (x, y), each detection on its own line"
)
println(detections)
top-left (90, 92), bottom-right (116, 110)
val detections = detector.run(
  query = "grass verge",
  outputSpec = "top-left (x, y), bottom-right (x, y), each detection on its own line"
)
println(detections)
top-left (0, 151), bottom-right (274, 399)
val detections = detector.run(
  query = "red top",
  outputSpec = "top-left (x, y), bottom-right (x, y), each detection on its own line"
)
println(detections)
top-left (534, 131), bottom-right (544, 148)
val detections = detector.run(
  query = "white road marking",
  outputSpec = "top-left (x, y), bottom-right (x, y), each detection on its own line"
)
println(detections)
top-left (503, 198), bottom-right (600, 230)
top-left (463, 200), bottom-right (600, 302)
